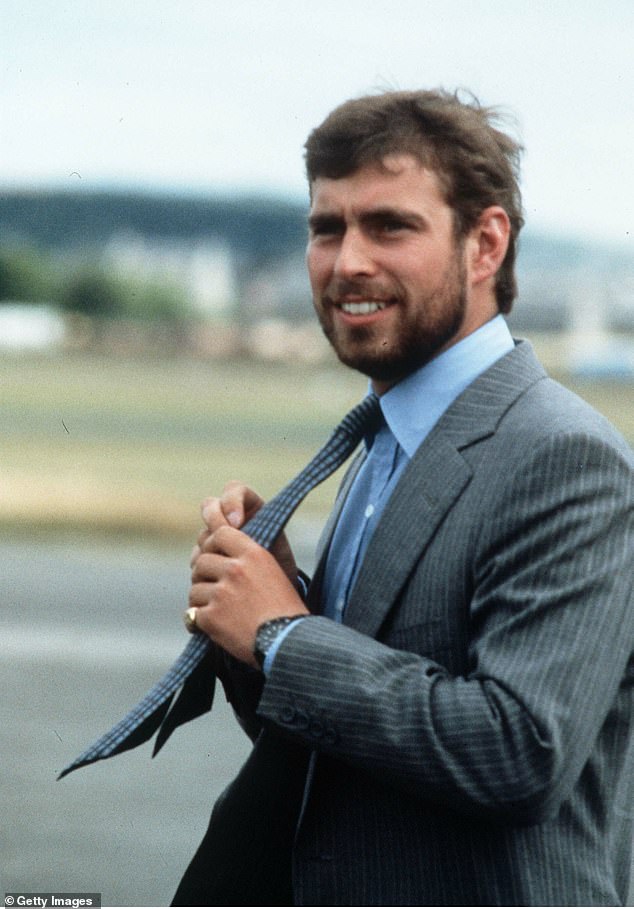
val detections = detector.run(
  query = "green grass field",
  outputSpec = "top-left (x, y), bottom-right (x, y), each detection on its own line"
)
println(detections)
top-left (1, 352), bottom-right (367, 540)
top-left (2, 346), bottom-right (633, 542)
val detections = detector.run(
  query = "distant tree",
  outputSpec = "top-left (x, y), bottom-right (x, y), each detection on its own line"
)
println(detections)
top-left (122, 278), bottom-right (191, 323)
top-left (61, 267), bottom-right (128, 318)
top-left (59, 264), bottom-right (193, 324)
top-left (0, 247), bottom-right (53, 302)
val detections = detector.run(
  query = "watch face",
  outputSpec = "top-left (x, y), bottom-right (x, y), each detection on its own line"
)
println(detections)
top-left (254, 617), bottom-right (302, 667)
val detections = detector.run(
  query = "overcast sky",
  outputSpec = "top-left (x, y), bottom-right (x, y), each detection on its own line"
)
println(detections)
top-left (3, 0), bottom-right (633, 247)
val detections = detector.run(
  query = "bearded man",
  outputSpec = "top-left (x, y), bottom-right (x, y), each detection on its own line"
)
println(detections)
top-left (174, 90), bottom-right (634, 906)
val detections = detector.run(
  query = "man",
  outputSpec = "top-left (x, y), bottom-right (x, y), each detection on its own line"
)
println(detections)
top-left (174, 90), bottom-right (634, 906)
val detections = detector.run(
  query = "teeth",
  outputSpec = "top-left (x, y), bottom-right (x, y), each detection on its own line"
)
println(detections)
top-left (340, 301), bottom-right (388, 315)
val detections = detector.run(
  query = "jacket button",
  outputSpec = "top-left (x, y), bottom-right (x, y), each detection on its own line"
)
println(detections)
top-left (278, 706), bottom-right (296, 724)
top-left (323, 726), bottom-right (339, 746)
top-left (309, 720), bottom-right (324, 739)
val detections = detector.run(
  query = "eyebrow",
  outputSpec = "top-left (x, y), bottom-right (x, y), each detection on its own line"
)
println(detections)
top-left (308, 207), bottom-right (428, 231)
top-left (307, 213), bottom-right (342, 231)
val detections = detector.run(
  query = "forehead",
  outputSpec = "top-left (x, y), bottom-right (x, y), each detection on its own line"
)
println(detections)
top-left (309, 153), bottom-right (448, 215)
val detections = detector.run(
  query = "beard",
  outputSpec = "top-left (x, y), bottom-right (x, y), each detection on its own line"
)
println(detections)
top-left (314, 245), bottom-right (468, 385)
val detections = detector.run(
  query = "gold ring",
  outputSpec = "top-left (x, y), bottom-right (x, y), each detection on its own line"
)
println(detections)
top-left (183, 607), bottom-right (199, 634)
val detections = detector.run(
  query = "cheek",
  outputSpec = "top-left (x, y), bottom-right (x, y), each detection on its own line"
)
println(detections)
top-left (403, 256), bottom-right (446, 295)
top-left (306, 246), bottom-right (332, 290)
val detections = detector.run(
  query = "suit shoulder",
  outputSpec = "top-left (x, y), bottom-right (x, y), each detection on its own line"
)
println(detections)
top-left (509, 374), bottom-right (632, 454)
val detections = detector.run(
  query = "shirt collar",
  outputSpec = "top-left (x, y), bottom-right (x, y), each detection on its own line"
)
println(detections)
top-left (375, 315), bottom-right (514, 458)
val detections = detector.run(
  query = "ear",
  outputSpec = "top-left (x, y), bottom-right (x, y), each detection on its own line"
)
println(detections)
top-left (467, 206), bottom-right (511, 287)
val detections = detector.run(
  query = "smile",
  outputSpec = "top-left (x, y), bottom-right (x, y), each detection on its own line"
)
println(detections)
top-left (338, 300), bottom-right (390, 315)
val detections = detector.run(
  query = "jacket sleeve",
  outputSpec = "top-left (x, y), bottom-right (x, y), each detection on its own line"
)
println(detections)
top-left (256, 431), bottom-right (634, 823)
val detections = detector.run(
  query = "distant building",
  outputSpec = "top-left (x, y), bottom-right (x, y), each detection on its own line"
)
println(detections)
top-left (242, 252), bottom-right (312, 323)
top-left (0, 303), bottom-right (66, 350)
top-left (102, 231), bottom-right (236, 316)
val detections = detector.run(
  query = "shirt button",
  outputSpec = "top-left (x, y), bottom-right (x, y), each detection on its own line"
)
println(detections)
top-left (365, 504), bottom-right (375, 519)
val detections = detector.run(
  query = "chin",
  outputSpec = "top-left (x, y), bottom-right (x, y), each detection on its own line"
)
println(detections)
top-left (334, 336), bottom-right (449, 384)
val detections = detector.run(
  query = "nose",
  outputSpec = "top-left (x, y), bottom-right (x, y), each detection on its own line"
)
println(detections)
top-left (333, 229), bottom-right (377, 279)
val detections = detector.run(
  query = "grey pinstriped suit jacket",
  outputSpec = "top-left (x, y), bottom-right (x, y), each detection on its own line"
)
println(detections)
top-left (224, 341), bottom-right (634, 905)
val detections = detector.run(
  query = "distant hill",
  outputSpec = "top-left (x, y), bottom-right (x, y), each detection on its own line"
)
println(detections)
top-left (3, 187), bottom-right (632, 268)
top-left (0, 188), bottom-right (309, 266)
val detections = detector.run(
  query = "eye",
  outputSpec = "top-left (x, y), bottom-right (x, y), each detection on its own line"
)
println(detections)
top-left (378, 218), bottom-right (409, 234)
top-left (363, 212), bottom-right (414, 237)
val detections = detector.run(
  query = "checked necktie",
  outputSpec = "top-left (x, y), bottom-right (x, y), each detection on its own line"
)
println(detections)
top-left (59, 393), bottom-right (383, 779)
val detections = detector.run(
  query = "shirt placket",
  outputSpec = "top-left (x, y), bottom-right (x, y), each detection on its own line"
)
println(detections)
top-left (333, 426), bottom-right (400, 623)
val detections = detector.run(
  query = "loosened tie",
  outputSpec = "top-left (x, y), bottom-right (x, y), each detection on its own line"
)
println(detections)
top-left (58, 393), bottom-right (383, 779)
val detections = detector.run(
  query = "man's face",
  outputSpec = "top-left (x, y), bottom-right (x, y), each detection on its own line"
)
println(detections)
top-left (306, 154), bottom-right (471, 392)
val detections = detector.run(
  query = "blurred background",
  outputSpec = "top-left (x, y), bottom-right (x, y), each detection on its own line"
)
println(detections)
top-left (2, 1), bottom-right (633, 906)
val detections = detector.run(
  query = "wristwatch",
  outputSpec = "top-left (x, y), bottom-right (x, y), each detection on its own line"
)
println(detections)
top-left (254, 616), bottom-right (305, 668)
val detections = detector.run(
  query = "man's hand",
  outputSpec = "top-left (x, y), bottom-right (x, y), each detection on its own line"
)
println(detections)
top-left (188, 482), bottom-right (308, 667)
top-left (190, 524), bottom-right (308, 667)
top-left (190, 481), bottom-right (298, 583)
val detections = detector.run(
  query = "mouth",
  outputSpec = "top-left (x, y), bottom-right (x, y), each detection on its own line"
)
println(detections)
top-left (339, 300), bottom-right (389, 315)
top-left (332, 298), bottom-right (396, 319)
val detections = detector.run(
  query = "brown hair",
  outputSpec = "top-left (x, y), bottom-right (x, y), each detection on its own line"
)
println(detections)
top-left (304, 89), bottom-right (524, 312)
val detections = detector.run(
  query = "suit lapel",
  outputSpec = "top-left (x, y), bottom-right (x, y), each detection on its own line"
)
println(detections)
top-left (344, 437), bottom-right (471, 636)
top-left (343, 340), bottom-right (546, 636)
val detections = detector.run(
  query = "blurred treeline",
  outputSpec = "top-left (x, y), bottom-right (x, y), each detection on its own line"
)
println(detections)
top-left (0, 244), bottom-right (190, 322)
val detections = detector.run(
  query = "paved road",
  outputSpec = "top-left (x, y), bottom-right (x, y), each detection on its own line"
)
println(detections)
top-left (0, 537), bottom-right (269, 907)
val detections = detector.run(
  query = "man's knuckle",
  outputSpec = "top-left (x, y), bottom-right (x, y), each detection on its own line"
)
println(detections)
top-left (214, 525), bottom-right (233, 545)
top-left (224, 560), bottom-right (243, 582)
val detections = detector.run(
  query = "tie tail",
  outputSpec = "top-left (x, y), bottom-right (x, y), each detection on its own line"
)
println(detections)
top-left (57, 696), bottom-right (175, 780)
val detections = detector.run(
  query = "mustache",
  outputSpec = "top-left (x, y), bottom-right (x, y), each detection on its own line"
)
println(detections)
top-left (324, 279), bottom-right (397, 302)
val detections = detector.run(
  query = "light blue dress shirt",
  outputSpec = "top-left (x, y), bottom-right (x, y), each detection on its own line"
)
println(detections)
top-left (263, 315), bottom-right (514, 671)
